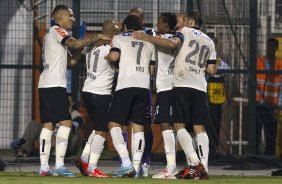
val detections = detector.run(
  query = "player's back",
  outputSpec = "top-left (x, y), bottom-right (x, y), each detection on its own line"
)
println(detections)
top-left (112, 33), bottom-right (155, 91)
top-left (82, 44), bottom-right (115, 95)
top-left (174, 27), bottom-right (216, 92)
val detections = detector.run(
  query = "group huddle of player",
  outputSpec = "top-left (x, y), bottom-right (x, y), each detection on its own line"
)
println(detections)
top-left (38, 5), bottom-right (217, 180)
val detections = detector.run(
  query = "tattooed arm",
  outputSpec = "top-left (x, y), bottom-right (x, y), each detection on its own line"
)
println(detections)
top-left (64, 33), bottom-right (110, 49)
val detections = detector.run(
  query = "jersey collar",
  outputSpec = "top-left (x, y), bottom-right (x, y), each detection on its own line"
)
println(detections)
top-left (192, 26), bottom-right (200, 30)
top-left (123, 31), bottom-right (133, 36)
top-left (54, 23), bottom-right (62, 27)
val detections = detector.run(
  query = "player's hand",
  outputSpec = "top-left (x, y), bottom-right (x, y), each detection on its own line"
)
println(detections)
top-left (112, 20), bottom-right (123, 33)
top-left (132, 31), bottom-right (148, 41)
top-left (104, 54), bottom-right (110, 61)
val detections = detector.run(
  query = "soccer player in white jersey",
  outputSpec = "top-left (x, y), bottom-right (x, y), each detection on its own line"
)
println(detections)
top-left (111, 7), bottom-right (155, 177)
top-left (106, 15), bottom-right (156, 178)
top-left (38, 5), bottom-right (109, 177)
top-left (133, 11), bottom-right (217, 179)
top-left (74, 20), bottom-right (117, 178)
top-left (151, 12), bottom-right (178, 179)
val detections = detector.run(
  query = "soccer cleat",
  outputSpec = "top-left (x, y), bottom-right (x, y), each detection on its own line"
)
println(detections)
top-left (112, 164), bottom-right (136, 178)
top-left (134, 163), bottom-right (150, 178)
top-left (141, 163), bottom-right (150, 177)
top-left (75, 159), bottom-right (88, 176)
top-left (52, 166), bottom-right (76, 177)
top-left (88, 168), bottom-right (108, 178)
top-left (134, 172), bottom-right (142, 178)
top-left (176, 162), bottom-right (208, 180)
top-left (39, 169), bottom-right (52, 176)
top-left (152, 168), bottom-right (177, 179)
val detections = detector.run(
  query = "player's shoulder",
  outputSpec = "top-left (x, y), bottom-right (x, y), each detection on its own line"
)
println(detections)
top-left (96, 43), bottom-right (110, 50)
top-left (195, 31), bottom-right (215, 47)
top-left (50, 25), bottom-right (68, 37)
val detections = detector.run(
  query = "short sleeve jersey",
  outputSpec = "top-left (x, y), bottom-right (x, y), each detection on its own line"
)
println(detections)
top-left (38, 25), bottom-right (70, 88)
top-left (111, 32), bottom-right (156, 91)
top-left (173, 27), bottom-right (216, 92)
top-left (82, 44), bottom-right (115, 95)
top-left (156, 33), bottom-right (175, 93)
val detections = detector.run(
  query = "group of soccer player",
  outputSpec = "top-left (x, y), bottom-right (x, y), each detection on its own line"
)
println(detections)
top-left (37, 4), bottom-right (217, 180)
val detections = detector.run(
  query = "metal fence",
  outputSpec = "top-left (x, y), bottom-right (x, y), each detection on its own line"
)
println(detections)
top-left (1, 0), bottom-right (282, 159)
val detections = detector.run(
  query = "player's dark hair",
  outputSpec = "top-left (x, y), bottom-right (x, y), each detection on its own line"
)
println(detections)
top-left (52, 5), bottom-right (69, 17)
top-left (267, 38), bottom-right (279, 49)
top-left (187, 11), bottom-right (203, 28)
top-left (123, 15), bottom-right (143, 31)
top-left (160, 12), bottom-right (177, 31)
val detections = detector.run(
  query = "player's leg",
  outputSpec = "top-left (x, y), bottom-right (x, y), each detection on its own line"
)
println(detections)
top-left (173, 88), bottom-right (207, 180)
top-left (130, 88), bottom-right (152, 177)
top-left (76, 130), bottom-right (95, 176)
top-left (153, 91), bottom-right (176, 179)
top-left (39, 122), bottom-right (54, 176)
top-left (87, 94), bottom-right (111, 177)
top-left (53, 119), bottom-right (73, 176)
top-left (192, 89), bottom-right (211, 172)
top-left (51, 88), bottom-right (74, 177)
top-left (131, 123), bottom-right (145, 176)
top-left (141, 123), bottom-right (153, 177)
top-left (38, 88), bottom-right (56, 176)
top-left (75, 92), bottom-right (97, 176)
top-left (80, 130), bottom-right (95, 163)
top-left (109, 89), bottom-right (135, 177)
top-left (141, 92), bottom-right (153, 173)
top-left (88, 131), bottom-right (107, 177)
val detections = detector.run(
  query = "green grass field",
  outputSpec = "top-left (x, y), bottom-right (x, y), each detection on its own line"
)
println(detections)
top-left (1, 172), bottom-right (282, 184)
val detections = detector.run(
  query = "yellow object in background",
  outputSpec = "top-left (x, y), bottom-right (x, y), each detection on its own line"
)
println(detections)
top-left (275, 37), bottom-right (282, 59)
top-left (208, 82), bottom-right (226, 104)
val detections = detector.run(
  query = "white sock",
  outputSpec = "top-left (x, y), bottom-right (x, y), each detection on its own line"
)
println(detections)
top-left (132, 132), bottom-right (145, 173)
top-left (40, 128), bottom-right (53, 171)
top-left (162, 130), bottom-right (176, 173)
top-left (87, 135), bottom-right (105, 172)
top-left (55, 126), bottom-right (71, 169)
top-left (81, 130), bottom-right (95, 163)
top-left (196, 132), bottom-right (209, 172)
top-left (187, 136), bottom-right (198, 166)
top-left (177, 128), bottom-right (200, 166)
top-left (110, 127), bottom-right (131, 167)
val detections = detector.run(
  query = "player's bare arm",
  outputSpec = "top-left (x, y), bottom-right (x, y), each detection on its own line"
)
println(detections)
top-left (65, 34), bottom-right (110, 49)
top-left (132, 30), bottom-right (181, 49)
top-left (105, 51), bottom-right (120, 62)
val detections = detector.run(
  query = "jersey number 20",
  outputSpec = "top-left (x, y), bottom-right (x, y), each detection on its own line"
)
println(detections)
top-left (185, 40), bottom-right (210, 68)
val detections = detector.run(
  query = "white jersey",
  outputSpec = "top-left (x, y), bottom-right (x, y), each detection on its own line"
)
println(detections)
top-left (112, 32), bottom-right (156, 91)
top-left (173, 27), bottom-right (216, 92)
top-left (82, 44), bottom-right (115, 95)
top-left (156, 33), bottom-right (175, 93)
top-left (38, 25), bottom-right (70, 88)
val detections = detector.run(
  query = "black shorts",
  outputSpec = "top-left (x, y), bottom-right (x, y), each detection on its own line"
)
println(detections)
top-left (173, 87), bottom-right (210, 126)
top-left (154, 90), bottom-right (173, 124)
top-left (82, 92), bottom-right (111, 132)
top-left (39, 87), bottom-right (71, 123)
top-left (109, 88), bottom-right (151, 126)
